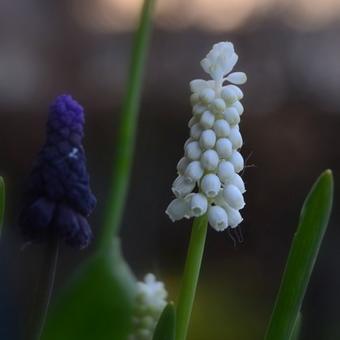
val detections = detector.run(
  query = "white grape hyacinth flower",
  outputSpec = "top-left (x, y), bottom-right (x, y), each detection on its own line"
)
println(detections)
top-left (166, 41), bottom-right (247, 234)
top-left (128, 274), bottom-right (168, 340)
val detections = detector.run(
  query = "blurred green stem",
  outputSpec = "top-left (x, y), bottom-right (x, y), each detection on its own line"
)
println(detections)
top-left (99, 0), bottom-right (155, 251)
top-left (27, 235), bottom-right (59, 340)
top-left (176, 215), bottom-right (208, 340)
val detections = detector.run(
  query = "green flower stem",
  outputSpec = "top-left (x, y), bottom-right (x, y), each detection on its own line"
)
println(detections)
top-left (99, 0), bottom-right (155, 251)
top-left (27, 235), bottom-right (59, 340)
top-left (176, 215), bottom-right (208, 340)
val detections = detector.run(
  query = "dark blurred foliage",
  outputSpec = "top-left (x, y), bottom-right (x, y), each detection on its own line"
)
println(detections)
top-left (0, 1), bottom-right (340, 339)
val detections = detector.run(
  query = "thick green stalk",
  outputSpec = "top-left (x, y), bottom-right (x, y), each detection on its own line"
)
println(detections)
top-left (176, 215), bottom-right (208, 340)
top-left (265, 170), bottom-right (333, 340)
top-left (99, 0), bottom-right (155, 251)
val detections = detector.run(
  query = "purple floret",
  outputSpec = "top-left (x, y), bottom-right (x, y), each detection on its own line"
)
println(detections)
top-left (19, 94), bottom-right (96, 248)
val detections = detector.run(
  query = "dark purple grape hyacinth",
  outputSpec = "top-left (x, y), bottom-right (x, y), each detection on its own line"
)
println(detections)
top-left (19, 94), bottom-right (96, 248)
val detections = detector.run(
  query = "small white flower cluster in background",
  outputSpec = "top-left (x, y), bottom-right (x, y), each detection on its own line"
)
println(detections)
top-left (166, 42), bottom-right (247, 232)
top-left (128, 274), bottom-right (168, 340)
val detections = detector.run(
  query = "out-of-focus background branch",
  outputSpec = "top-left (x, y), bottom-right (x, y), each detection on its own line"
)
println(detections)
top-left (0, 0), bottom-right (339, 339)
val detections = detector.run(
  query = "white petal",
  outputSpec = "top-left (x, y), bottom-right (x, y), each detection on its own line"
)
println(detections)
top-left (215, 138), bottom-right (232, 159)
top-left (184, 161), bottom-right (204, 182)
top-left (200, 149), bottom-right (219, 171)
top-left (224, 204), bottom-right (243, 228)
top-left (223, 184), bottom-right (245, 210)
top-left (190, 193), bottom-right (208, 217)
top-left (185, 141), bottom-right (202, 160)
top-left (190, 79), bottom-right (208, 93)
top-left (200, 174), bottom-right (221, 198)
top-left (200, 111), bottom-right (215, 129)
top-left (213, 119), bottom-right (230, 138)
top-left (208, 205), bottom-right (228, 231)
top-left (230, 150), bottom-right (244, 173)
top-left (226, 72), bottom-right (247, 85)
top-left (218, 160), bottom-right (235, 183)
top-left (166, 198), bottom-right (190, 222)
top-left (199, 129), bottom-right (216, 150)
top-left (177, 157), bottom-right (190, 175)
top-left (172, 176), bottom-right (196, 197)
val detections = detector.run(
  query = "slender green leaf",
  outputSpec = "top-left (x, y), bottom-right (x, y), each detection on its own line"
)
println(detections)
top-left (0, 177), bottom-right (5, 237)
top-left (153, 303), bottom-right (176, 340)
top-left (42, 238), bottom-right (136, 340)
top-left (265, 170), bottom-right (333, 340)
top-left (100, 0), bottom-right (156, 251)
top-left (289, 312), bottom-right (302, 340)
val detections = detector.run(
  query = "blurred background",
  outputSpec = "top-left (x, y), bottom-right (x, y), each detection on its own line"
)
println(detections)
top-left (0, 0), bottom-right (340, 339)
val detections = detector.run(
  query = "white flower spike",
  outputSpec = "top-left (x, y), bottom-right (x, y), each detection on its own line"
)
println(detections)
top-left (128, 274), bottom-right (168, 340)
top-left (166, 41), bottom-right (247, 234)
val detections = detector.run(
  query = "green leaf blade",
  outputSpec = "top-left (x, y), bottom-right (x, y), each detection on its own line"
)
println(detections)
top-left (42, 239), bottom-right (136, 340)
top-left (265, 170), bottom-right (333, 340)
top-left (153, 303), bottom-right (176, 340)
top-left (0, 176), bottom-right (5, 237)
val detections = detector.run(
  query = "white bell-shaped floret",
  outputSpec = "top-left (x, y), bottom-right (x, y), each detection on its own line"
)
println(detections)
top-left (210, 98), bottom-right (226, 114)
top-left (190, 193), bottom-right (208, 217)
top-left (223, 184), bottom-right (245, 210)
top-left (199, 88), bottom-right (215, 104)
top-left (190, 123), bottom-right (203, 140)
top-left (228, 85), bottom-right (243, 100)
top-left (208, 205), bottom-right (228, 231)
top-left (201, 174), bottom-right (221, 198)
top-left (217, 160), bottom-right (235, 183)
top-left (200, 149), bottom-right (219, 170)
top-left (190, 93), bottom-right (200, 105)
top-left (166, 198), bottom-right (190, 222)
top-left (213, 119), bottom-right (230, 138)
top-left (215, 138), bottom-right (232, 159)
top-left (223, 107), bottom-right (240, 126)
top-left (229, 127), bottom-right (243, 149)
top-left (230, 173), bottom-right (246, 193)
top-left (224, 204), bottom-right (243, 228)
top-left (225, 72), bottom-right (247, 85)
top-left (190, 79), bottom-right (209, 93)
top-left (188, 116), bottom-right (198, 128)
top-left (184, 161), bottom-right (204, 182)
top-left (199, 129), bottom-right (216, 150)
top-left (230, 150), bottom-right (244, 172)
top-left (233, 101), bottom-right (244, 115)
top-left (176, 157), bottom-right (190, 175)
top-left (185, 141), bottom-right (202, 160)
top-left (200, 110), bottom-right (215, 129)
top-left (192, 104), bottom-right (206, 116)
top-left (172, 176), bottom-right (196, 197)
top-left (221, 86), bottom-right (237, 105)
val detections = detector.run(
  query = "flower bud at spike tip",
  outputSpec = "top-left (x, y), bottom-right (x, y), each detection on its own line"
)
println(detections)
top-left (19, 94), bottom-right (96, 248)
top-left (166, 41), bottom-right (247, 235)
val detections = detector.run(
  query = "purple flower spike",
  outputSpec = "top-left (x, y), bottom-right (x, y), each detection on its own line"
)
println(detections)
top-left (20, 94), bottom-right (96, 248)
